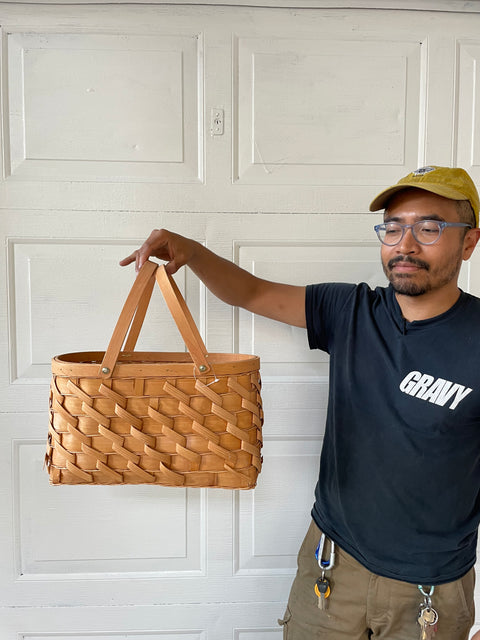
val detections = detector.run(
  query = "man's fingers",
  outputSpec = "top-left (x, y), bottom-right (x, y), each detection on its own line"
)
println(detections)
top-left (136, 251), bottom-right (152, 272)
top-left (164, 258), bottom-right (180, 275)
top-left (119, 253), bottom-right (136, 267)
top-left (119, 230), bottom-right (187, 274)
top-left (119, 251), bottom-right (150, 273)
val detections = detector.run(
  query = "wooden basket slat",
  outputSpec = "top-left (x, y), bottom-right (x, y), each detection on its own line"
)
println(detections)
top-left (47, 369), bottom-right (263, 488)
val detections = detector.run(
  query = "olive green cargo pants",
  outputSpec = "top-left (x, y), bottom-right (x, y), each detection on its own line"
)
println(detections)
top-left (279, 520), bottom-right (475, 639)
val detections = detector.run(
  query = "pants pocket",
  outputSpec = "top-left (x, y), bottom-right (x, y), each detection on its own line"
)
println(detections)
top-left (455, 567), bottom-right (475, 624)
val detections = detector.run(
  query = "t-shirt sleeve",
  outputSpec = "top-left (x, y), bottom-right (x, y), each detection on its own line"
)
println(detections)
top-left (305, 282), bottom-right (358, 352)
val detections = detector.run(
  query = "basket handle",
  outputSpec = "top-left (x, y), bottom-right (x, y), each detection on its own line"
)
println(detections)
top-left (99, 261), bottom-right (210, 378)
top-left (155, 265), bottom-right (211, 373)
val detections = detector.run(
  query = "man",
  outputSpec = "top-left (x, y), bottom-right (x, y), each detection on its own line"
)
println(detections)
top-left (121, 166), bottom-right (480, 639)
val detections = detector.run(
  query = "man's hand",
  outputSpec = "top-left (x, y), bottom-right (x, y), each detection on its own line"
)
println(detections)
top-left (119, 228), bottom-right (200, 274)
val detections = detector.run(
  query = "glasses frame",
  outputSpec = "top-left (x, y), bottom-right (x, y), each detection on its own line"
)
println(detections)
top-left (374, 220), bottom-right (472, 246)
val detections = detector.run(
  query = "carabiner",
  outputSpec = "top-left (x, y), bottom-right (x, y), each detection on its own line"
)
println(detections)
top-left (418, 585), bottom-right (435, 598)
top-left (315, 533), bottom-right (335, 571)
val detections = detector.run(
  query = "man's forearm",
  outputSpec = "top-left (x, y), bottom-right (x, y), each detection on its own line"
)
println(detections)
top-left (186, 241), bottom-right (262, 312)
top-left (120, 228), bottom-right (306, 327)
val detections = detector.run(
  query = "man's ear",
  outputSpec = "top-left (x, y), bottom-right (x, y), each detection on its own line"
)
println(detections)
top-left (462, 228), bottom-right (480, 261)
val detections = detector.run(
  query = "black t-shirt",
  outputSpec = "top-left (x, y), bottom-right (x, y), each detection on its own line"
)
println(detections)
top-left (306, 282), bottom-right (480, 584)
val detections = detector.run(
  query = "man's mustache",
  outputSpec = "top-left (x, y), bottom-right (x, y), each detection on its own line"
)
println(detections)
top-left (387, 255), bottom-right (430, 271)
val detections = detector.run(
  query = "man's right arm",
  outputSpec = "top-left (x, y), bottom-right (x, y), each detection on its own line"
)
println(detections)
top-left (120, 228), bottom-right (306, 329)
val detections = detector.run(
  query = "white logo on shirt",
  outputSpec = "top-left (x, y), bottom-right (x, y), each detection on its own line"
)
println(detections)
top-left (399, 370), bottom-right (472, 410)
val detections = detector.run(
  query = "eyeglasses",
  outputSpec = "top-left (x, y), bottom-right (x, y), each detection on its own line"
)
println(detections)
top-left (374, 220), bottom-right (472, 246)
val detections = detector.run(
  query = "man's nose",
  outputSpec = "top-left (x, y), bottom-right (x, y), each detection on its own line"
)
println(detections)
top-left (396, 226), bottom-right (420, 253)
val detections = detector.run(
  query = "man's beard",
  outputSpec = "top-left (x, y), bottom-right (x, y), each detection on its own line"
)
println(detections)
top-left (382, 254), bottom-right (461, 297)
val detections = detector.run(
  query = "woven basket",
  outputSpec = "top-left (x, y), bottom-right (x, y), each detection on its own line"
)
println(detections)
top-left (45, 261), bottom-right (263, 489)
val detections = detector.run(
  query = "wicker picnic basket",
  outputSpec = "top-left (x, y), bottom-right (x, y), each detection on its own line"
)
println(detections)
top-left (45, 261), bottom-right (263, 489)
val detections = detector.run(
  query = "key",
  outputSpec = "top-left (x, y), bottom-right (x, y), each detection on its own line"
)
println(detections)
top-left (418, 606), bottom-right (427, 640)
top-left (418, 606), bottom-right (438, 640)
top-left (314, 577), bottom-right (331, 610)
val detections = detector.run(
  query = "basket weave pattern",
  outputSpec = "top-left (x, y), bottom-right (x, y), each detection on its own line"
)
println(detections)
top-left (45, 262), bottom-right (263, 489)
top-left (47, 370), bottom-right (262, 487)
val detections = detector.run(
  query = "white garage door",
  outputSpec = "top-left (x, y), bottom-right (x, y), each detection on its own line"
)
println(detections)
top-left (1, 2), bottom-right (480, 638)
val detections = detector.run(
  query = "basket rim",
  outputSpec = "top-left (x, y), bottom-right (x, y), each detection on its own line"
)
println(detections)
top-left (51, 351), bottom-right (261, 377)
top-left (53, 350), bottom-right (259, 363)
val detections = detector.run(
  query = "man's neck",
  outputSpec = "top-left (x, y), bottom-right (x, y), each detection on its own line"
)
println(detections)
top-left (395, 286), bottom-right (461, 322)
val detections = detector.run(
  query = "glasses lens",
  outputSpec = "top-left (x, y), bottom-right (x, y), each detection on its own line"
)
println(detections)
top-left (378, 222), bottom-right (403, 245)
top-left (412, 220), bottom-right (441, 244)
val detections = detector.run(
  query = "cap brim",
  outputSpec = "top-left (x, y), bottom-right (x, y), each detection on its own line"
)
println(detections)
top-left (369, 185), bottom-right (413, 212)
top-left (369, 183), bottom-right (472, 213)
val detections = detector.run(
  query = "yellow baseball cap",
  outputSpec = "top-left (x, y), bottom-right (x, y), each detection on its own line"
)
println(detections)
top-left (369, 166), bottom-right (479, 227)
